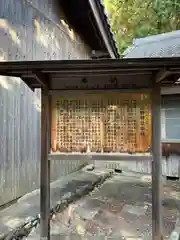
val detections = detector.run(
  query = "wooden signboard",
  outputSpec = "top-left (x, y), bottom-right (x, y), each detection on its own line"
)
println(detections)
top-left (51, 92), bottom-right (151, 153)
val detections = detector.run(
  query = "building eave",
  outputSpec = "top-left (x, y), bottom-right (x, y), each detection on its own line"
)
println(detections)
top-left (59, 0), bottom-right (119, 59)
top-left (88, 0), bottom-right (119, 58)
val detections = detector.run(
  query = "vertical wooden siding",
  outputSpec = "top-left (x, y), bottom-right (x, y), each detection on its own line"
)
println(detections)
top-left (0, 0), bottom-right (90, 206)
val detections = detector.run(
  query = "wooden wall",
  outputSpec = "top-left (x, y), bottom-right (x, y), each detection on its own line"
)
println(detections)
top-left (0, 0), bottom-right (90, 206)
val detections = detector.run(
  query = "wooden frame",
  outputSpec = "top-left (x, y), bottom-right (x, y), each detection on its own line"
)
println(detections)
top-left (1, 57), bottom-right (179, 239)
top-left (43, 79), bottom-right (163, 240)
top-left (50, 92), bottom-right (152, 154)
top-left (151, 84), bottom-right (162, 239)
top-left (40, 87), bottom-right (51, 239)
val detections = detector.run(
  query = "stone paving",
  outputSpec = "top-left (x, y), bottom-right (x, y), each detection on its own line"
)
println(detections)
top-left (27, 171), bottom-right (180, 240)
top-left (0, 167), bottom-right (112, 239)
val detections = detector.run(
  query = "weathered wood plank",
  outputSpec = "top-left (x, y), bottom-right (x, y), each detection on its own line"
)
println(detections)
top-left (0, 0), bottom-right (89, 206)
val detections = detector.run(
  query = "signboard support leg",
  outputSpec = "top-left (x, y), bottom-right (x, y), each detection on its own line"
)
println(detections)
top-left (151, 84), bottom-right (163, 240)
top-left (40, 88), bottom-right (50, 240)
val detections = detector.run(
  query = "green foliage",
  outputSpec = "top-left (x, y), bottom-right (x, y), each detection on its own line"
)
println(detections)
top-left (104, 0), bottom-right (180, 54)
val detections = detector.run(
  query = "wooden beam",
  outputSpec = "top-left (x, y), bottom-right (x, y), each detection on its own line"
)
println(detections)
top-left (155, 69), bottom-right (170, 83)
top-left (35, 72), bottom-right (49, 88)
top-left (151, 83), bottom-right (163, 240)
top-left (91, 50), bottom-right (109, 59)
top-left (21, 77), bottom-right (35, 91)
top-left (21, 73), bottom-right (49, 89)
top-left (40, 87), bottom-right (50, 240)
top-left (48, 153), bottom-right (152, 161)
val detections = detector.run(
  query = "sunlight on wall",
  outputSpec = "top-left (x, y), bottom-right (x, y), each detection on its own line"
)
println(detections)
top-left (0, 47), bottom-right (12, 90)
top-left (0, 76), bottom-right (12, 90)
top-left (34, 18), bottom-right (60, 52)
top-left (0, 53), bottom-right (20, 89)
top-left (10, 76), bottom-right (21, 84)
top-left (9, 29), bottom-right (20, 45)
top-left (61, 19), bottom-right (75, 41)
top-left (33, 98), bottom-right (41, 112)
top-left (34, 18), bottom-right (48, 47)
top-left (0, 19), bottom-right (21, 46)
top-left (0, 48), bottom-right (7, 61)
top-left (54, 36), bottom-right (61, 51)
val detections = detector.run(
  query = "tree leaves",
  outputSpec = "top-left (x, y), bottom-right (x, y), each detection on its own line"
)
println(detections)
top-left (104, 0), bottom-right (180, 54)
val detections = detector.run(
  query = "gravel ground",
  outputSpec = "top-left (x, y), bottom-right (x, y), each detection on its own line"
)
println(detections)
top-left (27, 171), bottom-right (180, 240)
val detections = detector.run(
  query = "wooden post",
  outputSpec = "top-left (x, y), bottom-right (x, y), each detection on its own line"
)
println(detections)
top-left (51, 97), bottom-right (57, 152)
top-left (40, 87), bottom-right (50, 240)
top-left (151, 83), bottom-right (163, 240)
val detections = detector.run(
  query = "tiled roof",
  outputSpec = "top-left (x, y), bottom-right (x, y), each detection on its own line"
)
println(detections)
top-left (123, 30), bottom-right (180, 58)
